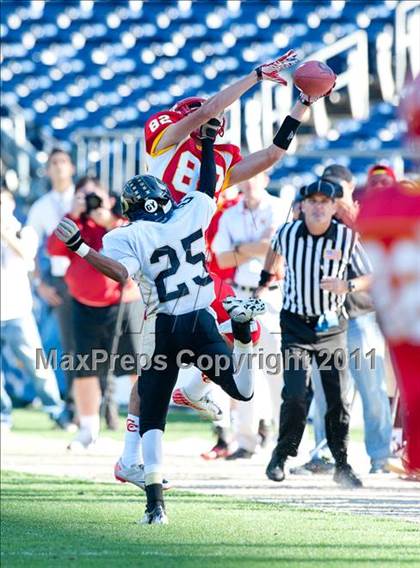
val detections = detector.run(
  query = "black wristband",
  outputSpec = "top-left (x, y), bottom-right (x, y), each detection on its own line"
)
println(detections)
top-left (255, 66), bottom-right (263, 81)
top-left (66, 231), bottom-right (83, 252)
top-left (273, 115), bottom-right (301, 150)
top-left (259, 269), bottom-right (275, 288)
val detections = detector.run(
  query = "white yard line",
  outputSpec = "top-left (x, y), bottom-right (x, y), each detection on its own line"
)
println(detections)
top-left (2, 431), bottom-right (419, 523)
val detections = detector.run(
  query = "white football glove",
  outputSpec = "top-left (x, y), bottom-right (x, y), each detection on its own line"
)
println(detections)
top-left (55, 218), bottom-right (84, 252)
top-left (255, 49), bottom-right (299, 85)
top-left (298, 82), bottom-right (336, 106)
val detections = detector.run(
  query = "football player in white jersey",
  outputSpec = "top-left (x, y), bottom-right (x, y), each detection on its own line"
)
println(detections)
top-left (55, 166), bottom-right (266, 525)
top-left (104, 51), bottom-right (332, 488)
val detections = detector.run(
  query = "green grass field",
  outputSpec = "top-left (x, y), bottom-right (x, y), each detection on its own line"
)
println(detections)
top-left (1, 470), bottom-right (419, 568)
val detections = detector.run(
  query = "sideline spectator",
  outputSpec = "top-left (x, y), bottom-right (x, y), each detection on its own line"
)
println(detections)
top-left (1, 188), bottom-right (66, 428)
top-left (212, 173), bottom-right (287, 459)
top-left (366, 164), bottom-right (396, 191)
top-left (47, 177), bottom-right (141, 449)
top-left (27, 148), bottom-right (76, 417)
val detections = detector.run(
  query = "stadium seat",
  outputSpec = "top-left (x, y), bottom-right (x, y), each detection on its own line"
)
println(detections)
top-left (1, 0), bottom-right (412, 188)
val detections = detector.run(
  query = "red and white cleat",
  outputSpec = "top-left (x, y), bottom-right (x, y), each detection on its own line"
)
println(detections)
top-left (172, 387), bottom-right (222, 421)
top-left (201, 442), bottom-right (229, 461)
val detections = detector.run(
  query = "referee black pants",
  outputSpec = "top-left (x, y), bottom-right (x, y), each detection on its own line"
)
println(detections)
top-left (275, 309), bottom-right (350, 466)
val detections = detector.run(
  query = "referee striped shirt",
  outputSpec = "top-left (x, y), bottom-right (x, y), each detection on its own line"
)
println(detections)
top-left (271, 219), bottom-right (371, 316)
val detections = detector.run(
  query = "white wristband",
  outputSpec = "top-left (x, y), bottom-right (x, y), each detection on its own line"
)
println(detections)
top-left (75, 242), bottom-right (90, 258)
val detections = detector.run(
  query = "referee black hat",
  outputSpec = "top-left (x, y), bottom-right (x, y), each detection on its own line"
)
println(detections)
top-left (300, 179), bottom-right (343, 200)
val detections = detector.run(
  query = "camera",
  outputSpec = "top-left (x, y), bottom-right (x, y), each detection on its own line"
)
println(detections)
top-left (85, 192), bottom-right (103, 214)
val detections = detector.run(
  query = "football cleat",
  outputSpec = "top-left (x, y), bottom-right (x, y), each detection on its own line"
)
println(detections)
top-left (222, 297), bottom-right (266, 323)
top-left (172, 387), bottom-right (222, 421)
top-left (201, 441), bottom-right (229, 461)
top-left (114, 459), bottom-right (171, 491)
top-left (333, 464), bottom-right (363, 488)
top-left (139, 504), bottom-right (168, 525)
top-left (225, 447), bottom-right (254, 460)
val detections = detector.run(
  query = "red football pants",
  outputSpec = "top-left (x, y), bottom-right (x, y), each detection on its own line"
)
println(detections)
top-left (389, 343), bottom-right (420, 472)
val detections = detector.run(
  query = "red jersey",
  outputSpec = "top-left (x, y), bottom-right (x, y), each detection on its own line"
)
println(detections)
top-left (210, 272), bottom-right (261, 345)
top-left (47, 216), bottom-right (139, 307)
top-left (144, 110), bottom-right (242, 203)
top-left (210, 272), bottom-right (235, 324)
top-left (206, 194), bottom-right (241, 282)
top-left (357, 181), bottom-right (420, 472)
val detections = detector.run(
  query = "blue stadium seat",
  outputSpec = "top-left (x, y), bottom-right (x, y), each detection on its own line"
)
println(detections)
top-left (2, 0), bottom-right (410, 186)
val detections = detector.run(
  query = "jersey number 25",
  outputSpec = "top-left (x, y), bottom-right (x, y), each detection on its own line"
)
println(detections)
top-left (150, 228), bottom-right (212, 303)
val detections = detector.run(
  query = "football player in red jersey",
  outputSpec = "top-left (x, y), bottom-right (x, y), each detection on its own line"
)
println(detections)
top-left (144, 49), bottom-right (324, 203)
top-left (357, 180), bottom-right (420, 478)
top-left (113, 51), bottom-right (331, 488)
top-left (206, 186), bottom-right (242, 282)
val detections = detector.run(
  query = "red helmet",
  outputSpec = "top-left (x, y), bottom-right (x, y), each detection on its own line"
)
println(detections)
top-left (171, 96), bottom-right (225, 139)
top-left (171, 96), bottom-right (206, 116)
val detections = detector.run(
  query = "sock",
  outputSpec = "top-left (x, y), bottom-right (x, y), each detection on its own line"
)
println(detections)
top-left (142, 429), bottom-right (163, 485)
top-left (121, 414), bottom-right (142, 467)
top-left (184, 370), bottom-right (209, 401)
top-left (79, 415), bottom-right (100, 440)
top-left (231, 320), bottom-right (252, 344)
top-left (232, 341), bottom-right (255, 399)
top-left (145, 483), bottom-right (164, 511)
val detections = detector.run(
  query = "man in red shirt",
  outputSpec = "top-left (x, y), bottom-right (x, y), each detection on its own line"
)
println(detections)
top-left (48, 177), bottom-right (141, 449)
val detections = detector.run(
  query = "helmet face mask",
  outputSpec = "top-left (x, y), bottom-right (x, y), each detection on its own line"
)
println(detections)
top-left (171, 97), bottom-right (225, 140)
top-left (121, 175), bottom-right (175, 222)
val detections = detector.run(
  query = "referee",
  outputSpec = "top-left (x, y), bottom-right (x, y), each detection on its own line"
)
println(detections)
top-left (258, 180), bottom-right (372, 488)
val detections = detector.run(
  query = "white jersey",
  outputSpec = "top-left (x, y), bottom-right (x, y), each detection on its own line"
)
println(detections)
top-left (102, 192), bottom-right (216, 317)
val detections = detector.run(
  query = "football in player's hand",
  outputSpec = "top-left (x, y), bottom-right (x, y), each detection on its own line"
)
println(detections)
top-left (293, 60), bottom-right (336, 98)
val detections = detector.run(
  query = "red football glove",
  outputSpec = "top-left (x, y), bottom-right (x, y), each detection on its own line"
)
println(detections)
top-left (255, 49), bottom-right (299, 86)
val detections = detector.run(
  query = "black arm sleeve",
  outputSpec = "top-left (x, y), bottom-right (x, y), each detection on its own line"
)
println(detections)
top-left (198, 138), bottom-right (216, 199)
